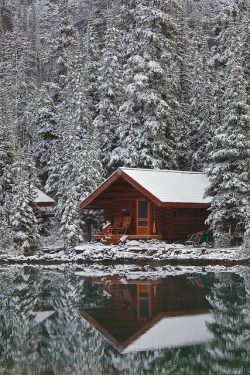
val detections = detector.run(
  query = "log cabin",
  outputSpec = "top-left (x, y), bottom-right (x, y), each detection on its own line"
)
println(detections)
top-left (80, 167), bottom-right (211, 243)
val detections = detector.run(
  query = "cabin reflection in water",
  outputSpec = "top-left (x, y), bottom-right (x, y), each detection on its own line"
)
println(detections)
top-left (81, 275), bottom-right (214, 352)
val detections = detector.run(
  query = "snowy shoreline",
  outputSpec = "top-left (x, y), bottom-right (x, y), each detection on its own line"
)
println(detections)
top-left (1, 240), bottom-right (249, 266)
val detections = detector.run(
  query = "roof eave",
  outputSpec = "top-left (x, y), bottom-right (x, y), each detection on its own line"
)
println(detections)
top-left (160, 202), bottom-right (211, 208)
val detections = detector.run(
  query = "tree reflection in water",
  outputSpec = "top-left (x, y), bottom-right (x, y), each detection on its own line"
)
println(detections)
top-left (206, 272), bottom-right (250, 374)
top-left (0, 266), bottom-right (249, 375)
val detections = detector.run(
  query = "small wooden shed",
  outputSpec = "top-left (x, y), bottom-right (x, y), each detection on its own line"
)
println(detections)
top-left (30, 189), bottom-right (55, 218)
top-left (80, 168), bottom-right (211, 241)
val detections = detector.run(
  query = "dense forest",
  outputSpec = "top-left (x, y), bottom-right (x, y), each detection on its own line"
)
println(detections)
top-left (0, 0), bottom-right (249, 254)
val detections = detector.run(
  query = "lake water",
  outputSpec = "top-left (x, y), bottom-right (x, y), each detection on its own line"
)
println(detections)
top-left (0, 265), bottom-right (249, 374)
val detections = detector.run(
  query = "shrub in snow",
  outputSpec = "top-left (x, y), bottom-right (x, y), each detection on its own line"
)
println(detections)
top-left (213, 231), bottom-right (232, 249)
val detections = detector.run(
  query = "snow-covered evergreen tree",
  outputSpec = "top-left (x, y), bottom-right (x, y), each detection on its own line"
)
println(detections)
top-left (0, 87), bottom-right (16, 204)
top-left (67, 39), bottom-right (103, 201)
top-left (0, 86), bottom-right (16, 247)
top-left (31, 86), bottom-right (58, 183)
top-left (10, 147), bottom-right (41, 255)
top-left (11, 0), bottom-right (38, 148)
top-left (206, 13), bottom-right (250, 247)
top-left (242, 0), bottom-right (250, 106)
top-left (52, 0), bottom-right (77, 102)
top-left (189, 20), bottom-right (214, 171)
top-left (0, 267), bottom-right (41, 371)
top-left (60, 186), bottom-right (83, 247)
top-left (110, 0), bottom-right (179, 169)
top-left (206, 274), bottom-right (250, 374)
top-left (242, 204), bottom-right (250, 257)
top-left (84, 6), bottom-right (102, 119)
top-left (44, 138), bottom-right (63, 200)
top-left (175, 8), bottom-right (193, 170)
top-left (94, 0), bottom-right (124, 176)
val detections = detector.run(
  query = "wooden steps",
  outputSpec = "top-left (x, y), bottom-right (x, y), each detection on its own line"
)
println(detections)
top-left (93, 234), bottom-right (162, 242)
top-left (101, 235), bottom-right (128, 245)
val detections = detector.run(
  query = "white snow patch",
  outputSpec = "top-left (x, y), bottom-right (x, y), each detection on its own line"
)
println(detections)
top-left (126, 240), bottom-right (142, 246)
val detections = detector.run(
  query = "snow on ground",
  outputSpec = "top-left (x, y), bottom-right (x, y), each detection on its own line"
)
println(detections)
top-left (0, 262), bottom-right (248, 283)
top-left (0, 239), bottom-right (248, 264)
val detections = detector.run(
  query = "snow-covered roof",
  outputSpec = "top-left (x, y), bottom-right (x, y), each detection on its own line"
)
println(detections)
top-left (34, 310), bottom-right (55, 324)
top-left (80, 167), bottom-right (211, 209)
top-left (33, 189), bottom-right (55, 204)
top-left (119, 167), bottom-right (211, 204)
top-left (123, 313), bottom-right (214, 353)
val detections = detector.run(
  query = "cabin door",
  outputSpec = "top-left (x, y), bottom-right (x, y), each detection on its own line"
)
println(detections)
top-left (136, 199), bottom-right (150, 235)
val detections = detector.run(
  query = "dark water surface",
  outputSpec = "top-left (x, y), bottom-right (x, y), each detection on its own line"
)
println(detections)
top-left (0, 265), bottom-right (249, 374)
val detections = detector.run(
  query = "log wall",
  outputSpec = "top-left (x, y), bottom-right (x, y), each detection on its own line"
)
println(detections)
top-left (155, 207), bottom-right (208, 241)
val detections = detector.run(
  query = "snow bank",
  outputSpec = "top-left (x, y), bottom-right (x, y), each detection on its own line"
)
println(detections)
top-left (0, 239), bottom-right (248, 264)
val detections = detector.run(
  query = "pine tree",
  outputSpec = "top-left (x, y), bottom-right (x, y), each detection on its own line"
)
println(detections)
top-left (37, 0), bottom-right (59, 83)
top-left (111, 0), bottom-right (179, 169)
top-left (94, 0), bottom-right (124, 176)
top-left (0, 87), bottom-right (16, 204)
top-left (53, 0), bottom-right (77, 103)
top-left (67, 39), bottom-right (103, 200)
top-left (242, 0), bottom-right (250, 105)
top-left (11, 0), bottom-right (38, 148)
top-left (31, 86), bottom-right (58, 183)
top-left (0, 86), bottom-right (16, 247)
top-left (44, 139), bottom-right (63, 199)
top-left (10, 147), bottom-right (41, 255)
top-left (189, 20), bottom-right (214, 171)
top-left (206, 274), bottom-right (250, 374)
top-left (0, 267), bottom-right (40, 370)
top-left (84, 7), bottom-right (102, 118)
top-left (242, 211), bottom-right (250, 256)
top-left (175, 8), bottom-right (192, 170)
top-left (206, 14), bottom-right (250, 247)
top-left (60, 186), bottom-right (83, 247)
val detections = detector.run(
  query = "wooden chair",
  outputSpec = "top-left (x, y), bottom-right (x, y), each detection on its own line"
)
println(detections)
top-left (186, 230), bottom-right (213, 247)
top-left (108, 215), bottom-right (123, 235)
top-left (117, 216), bottom-right (131, 235)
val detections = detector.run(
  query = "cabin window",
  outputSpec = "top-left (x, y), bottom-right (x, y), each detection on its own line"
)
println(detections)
top-left (199, 208), bottom-right (208, 218)
top-left (122, 208), bottom-right (130, 216)
top-left (176, 208), bottom-right (190, 219)
top-left (119, 205), bottom-right (132, 217)
top-left (176, 208), bottom-right (208, 220)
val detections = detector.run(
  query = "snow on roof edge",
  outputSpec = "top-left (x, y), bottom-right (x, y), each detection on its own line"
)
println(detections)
top-left (119, 167), bottom-right (207, 175)
top-left (34, 188), bottom-right (55, 203)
